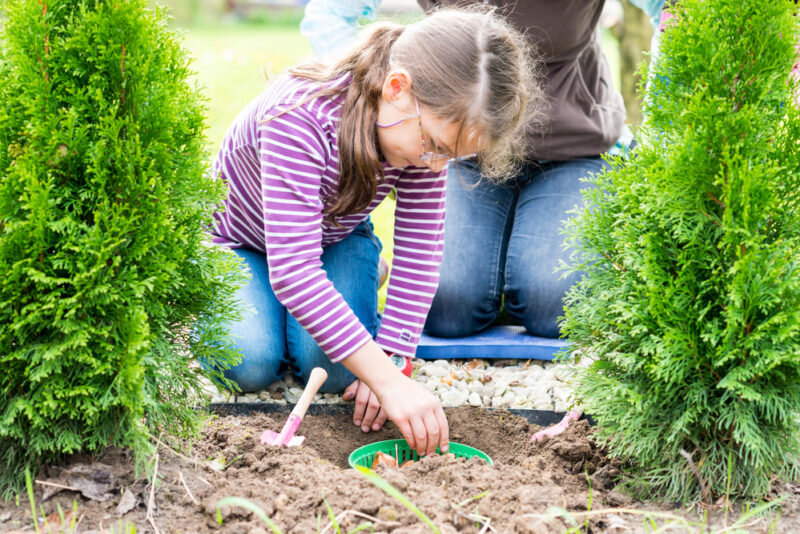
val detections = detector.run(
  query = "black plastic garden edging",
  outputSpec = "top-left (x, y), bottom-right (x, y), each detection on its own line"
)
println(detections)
top-left (208, 403), bottom-right (595, 427)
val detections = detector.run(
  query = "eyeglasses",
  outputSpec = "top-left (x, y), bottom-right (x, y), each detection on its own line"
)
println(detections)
top-left (375, 97), bottom-right (452, 163)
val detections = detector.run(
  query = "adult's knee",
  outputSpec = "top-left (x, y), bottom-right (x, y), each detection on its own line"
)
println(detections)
top-left (520, 307), bottom-right (562, 339)
top-left (425, 280), bottom-right (497, 337)
top-left (510, 272), bottom-right (581, 339)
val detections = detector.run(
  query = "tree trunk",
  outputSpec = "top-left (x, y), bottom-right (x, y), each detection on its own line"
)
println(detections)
top-left (615, 1), bottom-right (654, 127)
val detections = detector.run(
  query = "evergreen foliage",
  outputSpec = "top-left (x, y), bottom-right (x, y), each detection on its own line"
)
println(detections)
top-left (0, 0), bottom-right (246, 496)
top-left (562, 0), bottom-right (800, 501)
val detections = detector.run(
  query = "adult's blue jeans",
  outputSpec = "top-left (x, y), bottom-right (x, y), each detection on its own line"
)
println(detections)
top-left (424, 157), bottom-right (609, 339)
top-left (224, 220), bottom-right (381, 393)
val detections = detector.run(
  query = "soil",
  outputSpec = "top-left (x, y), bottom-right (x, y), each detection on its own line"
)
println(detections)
top-left (2, 406), bottom-right (799, 533)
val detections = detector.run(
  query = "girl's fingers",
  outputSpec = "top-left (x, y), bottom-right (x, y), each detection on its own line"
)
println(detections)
top-left (411, 417), bottom-right (428, 456)
top-left (353, 381), bottom-right (371, 427)
top-left (396, 419), bottom-right (416, 452)
top-left (372, 407), bottom-right (389, 431)
top-left (435, 407), bottom-right (450, 453)
top-left (361, 391), bottom-right (381, 432)
top-left (422, 412), bottom-right (440, 456)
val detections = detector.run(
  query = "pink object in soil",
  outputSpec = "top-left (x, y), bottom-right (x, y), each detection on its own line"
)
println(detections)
top-left (261, 367), bottom-right (328, 447)
top-left (260, 414), bottom-right (306, 447)
top-left (530, 409), bottom-right (583, 441)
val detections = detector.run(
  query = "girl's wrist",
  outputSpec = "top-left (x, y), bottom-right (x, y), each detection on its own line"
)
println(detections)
top-left (386, 353), bottom-right (414, 377)
top-left (341, 340), bottom-right (402, 392)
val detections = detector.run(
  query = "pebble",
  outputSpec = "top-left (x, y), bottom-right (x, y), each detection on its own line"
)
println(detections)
top-left (201, 358), bottom-right (578, 412)
top-left (468, 392), bottom-right (482, 407)
top-left (442, 389), bottom-right (468, 407)
top-left (423, 366), bottom-right (448, 378)
top-left (285, 387), bottom-right (303, 404)
top-left (553, 365), bottom-right (576, 383)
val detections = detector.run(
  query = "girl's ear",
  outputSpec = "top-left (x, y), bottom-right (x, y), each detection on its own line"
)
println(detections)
top-left (381, 69), bottom-right (414, 105)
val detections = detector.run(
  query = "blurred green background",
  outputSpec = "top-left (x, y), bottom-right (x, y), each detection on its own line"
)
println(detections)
top-left (152, 0), bottom-right (650, 308)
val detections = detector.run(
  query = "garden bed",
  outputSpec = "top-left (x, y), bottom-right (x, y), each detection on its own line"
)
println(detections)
top-left (1, 406), bottom-right (798, 533)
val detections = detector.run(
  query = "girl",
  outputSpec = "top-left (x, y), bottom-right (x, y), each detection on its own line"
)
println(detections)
top-left (209, 7), bottom-right (536, 456)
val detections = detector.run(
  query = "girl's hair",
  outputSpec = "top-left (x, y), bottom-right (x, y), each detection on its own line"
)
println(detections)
top-left (288, 6), bottom-right (542, 222)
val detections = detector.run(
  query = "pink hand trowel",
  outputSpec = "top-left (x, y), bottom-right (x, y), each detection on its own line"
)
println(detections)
top-left (260, 367), bottom-right (328, 447)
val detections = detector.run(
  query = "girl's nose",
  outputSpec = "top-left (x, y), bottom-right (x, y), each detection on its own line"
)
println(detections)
top-left (425, 158), bottom-right (449, 173)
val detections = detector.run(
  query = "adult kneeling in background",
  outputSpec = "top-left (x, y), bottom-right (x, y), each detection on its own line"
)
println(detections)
top-left (301, 0), bottom-right (665, 339)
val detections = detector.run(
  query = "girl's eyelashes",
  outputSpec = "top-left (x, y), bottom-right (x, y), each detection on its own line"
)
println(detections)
top-left (425, 130), bottom-right (452, 157)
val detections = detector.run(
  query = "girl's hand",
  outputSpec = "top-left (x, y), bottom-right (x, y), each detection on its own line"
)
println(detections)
top-left (374, 374), bottom-right (449, 457)
top-left (341, 340), bottom-right (449, 457)
top-left (343, 379), bottom-right (389, 432)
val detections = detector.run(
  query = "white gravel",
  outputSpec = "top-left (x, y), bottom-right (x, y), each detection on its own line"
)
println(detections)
top-left (204, 357), bottom-right (582, 412)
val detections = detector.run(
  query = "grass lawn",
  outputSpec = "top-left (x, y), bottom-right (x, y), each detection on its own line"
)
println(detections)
top-left (181, 24), bottom-right (313, 151)
top-left (178, 19), bottom-right (620, 309)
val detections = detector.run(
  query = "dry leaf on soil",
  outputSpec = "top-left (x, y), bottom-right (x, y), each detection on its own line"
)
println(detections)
top-left (41, 463), bottom-right (120, 502)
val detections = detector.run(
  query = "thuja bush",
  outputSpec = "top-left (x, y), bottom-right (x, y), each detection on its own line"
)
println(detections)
top-left (0, 0), bottom-right (246, 495)
top-left (562, 0), bottom-right (800, 501)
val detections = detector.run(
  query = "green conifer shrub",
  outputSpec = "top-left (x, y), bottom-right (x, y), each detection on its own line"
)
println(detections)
top-left (0, 0), bottom-right (246, 496)
top-left (562, 0), bottom-right (800, 501)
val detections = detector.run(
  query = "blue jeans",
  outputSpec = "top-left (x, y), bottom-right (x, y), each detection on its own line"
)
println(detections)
top-left (225, 220), bottom-right (381, 393)
top-left (424, 157), bottom-right (609, 339)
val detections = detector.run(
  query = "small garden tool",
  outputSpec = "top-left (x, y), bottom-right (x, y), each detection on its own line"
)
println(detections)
top-left (260, 367), bottom-right (328, 447)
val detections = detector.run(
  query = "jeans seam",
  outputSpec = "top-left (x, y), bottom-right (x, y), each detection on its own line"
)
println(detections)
top-left (503, 163), bottom-right (540, 301)
top-left (491, 188), bottom-right (517, 315)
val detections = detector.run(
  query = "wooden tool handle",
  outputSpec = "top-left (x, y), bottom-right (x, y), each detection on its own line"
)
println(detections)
top-left (291, 367), bottom-right (328, 420)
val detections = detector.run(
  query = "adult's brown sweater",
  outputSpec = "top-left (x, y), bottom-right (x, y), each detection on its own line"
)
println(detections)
top-left (418, 0), bottom-right (625, 161)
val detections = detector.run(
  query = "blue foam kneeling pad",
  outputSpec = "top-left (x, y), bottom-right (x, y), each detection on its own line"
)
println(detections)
top-left (416, 325), bottom-right (568, 360)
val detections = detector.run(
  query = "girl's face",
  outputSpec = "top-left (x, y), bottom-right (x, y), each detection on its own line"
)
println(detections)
top-left (376, 70), bottom-right (483, 172)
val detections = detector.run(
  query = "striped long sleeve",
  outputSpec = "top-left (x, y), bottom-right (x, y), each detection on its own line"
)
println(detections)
top-left (375, 168), bottom-right (447, 357)
top-left (259, 105), bottom-right (373, 363)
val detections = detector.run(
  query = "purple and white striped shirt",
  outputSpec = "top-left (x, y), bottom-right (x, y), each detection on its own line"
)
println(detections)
top-left (210, 73), bottom-right (447, 362)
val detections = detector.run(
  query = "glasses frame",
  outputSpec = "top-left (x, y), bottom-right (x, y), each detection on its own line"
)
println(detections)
top-left (375, 97), bottom-right (452, 164)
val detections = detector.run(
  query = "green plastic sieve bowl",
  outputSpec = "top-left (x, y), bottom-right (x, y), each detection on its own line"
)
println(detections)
top-left (349, 439), bottom-right (493, 469)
